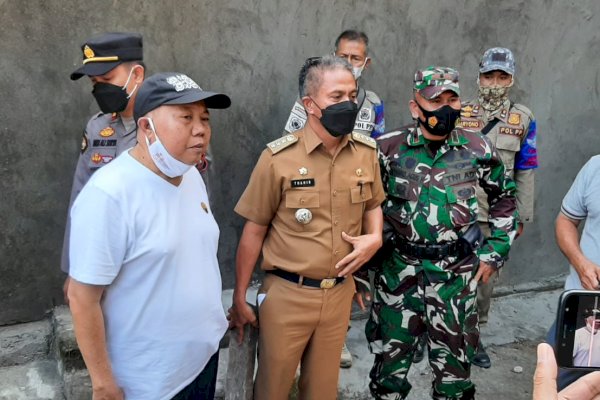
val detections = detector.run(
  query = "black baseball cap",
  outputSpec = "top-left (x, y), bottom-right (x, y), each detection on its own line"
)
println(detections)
top-left (70, 32), bottom-right (143, 80)
top-left (134, 72), bottom-right (231, 122)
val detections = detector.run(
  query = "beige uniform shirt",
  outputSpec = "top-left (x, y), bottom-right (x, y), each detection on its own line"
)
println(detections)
top-left (460, 100), bottom-right (536, 223)
top-left (235, 124), bottom-right (385, 279)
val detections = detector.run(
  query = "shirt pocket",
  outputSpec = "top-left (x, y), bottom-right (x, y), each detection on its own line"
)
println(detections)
top-left (445, 182), bottom-right (478, 227)
top-left (495, 133), bottom-right (520, 175)
top-left (387, 180), bottom-right (420, 225)
top-left (285, 190), bottom-right (320, 232)
top-left (348, 182), bottom-right (374, 229)
top-left (350, 182), bottom-right (373, 204)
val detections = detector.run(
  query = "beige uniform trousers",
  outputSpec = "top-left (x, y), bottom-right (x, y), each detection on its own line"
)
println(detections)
top-left (254, 273), bottom-right (355, 400)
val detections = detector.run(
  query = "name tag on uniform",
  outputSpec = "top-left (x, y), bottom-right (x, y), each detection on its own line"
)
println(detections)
top-left (291, 179), bottom-right (315, 188)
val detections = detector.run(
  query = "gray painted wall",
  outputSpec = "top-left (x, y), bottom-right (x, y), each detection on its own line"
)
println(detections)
top-left (1, 0), bottom-right (599, 325)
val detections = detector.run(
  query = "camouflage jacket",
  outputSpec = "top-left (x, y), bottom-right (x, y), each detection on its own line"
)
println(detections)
top-left (377, 124), bottom-right (518, 269)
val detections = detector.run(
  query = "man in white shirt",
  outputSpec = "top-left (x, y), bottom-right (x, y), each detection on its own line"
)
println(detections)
top-left (546, 155), bottom-right (600, 388)
top-left (573, 312), bottom-right (600, 368)
top-left (68, 72), bottom-right (231, 400)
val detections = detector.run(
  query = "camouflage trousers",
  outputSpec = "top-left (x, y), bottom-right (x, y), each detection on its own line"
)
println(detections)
top-left (366, 251), bottom-right (479, 400)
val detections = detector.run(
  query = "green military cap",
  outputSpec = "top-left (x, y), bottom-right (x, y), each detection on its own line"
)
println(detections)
top-left (413, 66), bottom-right (460, 100)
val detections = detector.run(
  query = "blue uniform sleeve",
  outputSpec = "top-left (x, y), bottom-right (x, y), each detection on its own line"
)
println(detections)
top-left (515, 119), bottom-right (538, 170)
top-left (371, 101), bottom-right (385, 139)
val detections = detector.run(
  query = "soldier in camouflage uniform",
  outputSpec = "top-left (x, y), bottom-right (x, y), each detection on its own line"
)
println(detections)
top-left (364, 66), bottom-right (518, 399)
top-left (460, 48), bottom-right (538, 368)
top-left (284, 30), bottom-right (385, 139)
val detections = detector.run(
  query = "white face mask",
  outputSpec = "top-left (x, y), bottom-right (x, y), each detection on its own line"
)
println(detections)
top-left (352, 58), bottom-right (369, 80)
top-left (143, 117), bottom-right (193, 178)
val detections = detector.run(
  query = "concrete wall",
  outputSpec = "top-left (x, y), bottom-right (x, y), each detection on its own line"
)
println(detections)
top-left (1, 0), bottom-right (599, 324)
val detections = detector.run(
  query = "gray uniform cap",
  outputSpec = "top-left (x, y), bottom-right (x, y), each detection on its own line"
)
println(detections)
top-left (479, 47), bottom-right (515, 76)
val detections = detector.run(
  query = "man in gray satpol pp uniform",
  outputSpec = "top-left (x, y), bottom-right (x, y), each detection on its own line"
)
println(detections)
top-left (284, 29), bottom-right (385, 139)
top-left (60, 32), bottom-right (145, 298)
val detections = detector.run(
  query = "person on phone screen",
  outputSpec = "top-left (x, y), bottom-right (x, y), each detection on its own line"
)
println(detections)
top-left (573, 309), bottom-right (600, 367)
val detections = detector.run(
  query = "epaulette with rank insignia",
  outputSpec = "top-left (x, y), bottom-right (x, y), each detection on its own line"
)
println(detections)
top-left (267, 134), bottom-right (298, 154)
top-left (351, 131), bottom-right (376, 148)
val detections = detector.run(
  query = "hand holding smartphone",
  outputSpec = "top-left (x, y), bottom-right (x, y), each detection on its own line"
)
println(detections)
top-left (555, 290), bottom-right (600, 370)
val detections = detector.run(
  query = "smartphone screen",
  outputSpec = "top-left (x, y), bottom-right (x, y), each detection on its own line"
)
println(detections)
top-left (556, 290), bottom-right (600, 369)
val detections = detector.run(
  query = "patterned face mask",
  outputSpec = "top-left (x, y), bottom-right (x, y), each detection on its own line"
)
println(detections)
top-left (478, 78), bottom-right (513, 111)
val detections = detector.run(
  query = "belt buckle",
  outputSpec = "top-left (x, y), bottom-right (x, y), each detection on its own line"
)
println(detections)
top-left (320, 278), bottom-right (337, 289)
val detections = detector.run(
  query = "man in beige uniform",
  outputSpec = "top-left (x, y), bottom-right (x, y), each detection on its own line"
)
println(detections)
top-left (461, 47), bottom-right (538, 368)
top-left (229, 55), bottom-right (385, 400)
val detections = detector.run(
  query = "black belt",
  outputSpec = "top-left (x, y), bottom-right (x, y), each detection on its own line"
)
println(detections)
top-left (396, 240), bottom-right (462, 260)
top-left (267, 269), bottom-right (344, 289)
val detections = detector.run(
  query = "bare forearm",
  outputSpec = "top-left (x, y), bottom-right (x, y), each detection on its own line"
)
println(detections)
top-left (69, 284), bottom-right (115, 388)
top-left (556, 213), bottom-right (587, 268)
top-left (234, 221), bottom-right (268, 302)
top-left (362, 206), bottom-right (383, 239)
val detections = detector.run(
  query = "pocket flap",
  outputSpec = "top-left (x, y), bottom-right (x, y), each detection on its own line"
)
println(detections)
top-left (351, 184), bottom-right (373, 203)
top-left (496, 132), bottom-right (521, 151)
top-left (446, 184), bottom-right (476, 203)
top-left (285, 190), bottom-right (320, 208)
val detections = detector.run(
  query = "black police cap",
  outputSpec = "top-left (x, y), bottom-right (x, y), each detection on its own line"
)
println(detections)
top-left (133, 72), bottom-right (231, 122)
top-left (70, 32), bottom-right (143, 80)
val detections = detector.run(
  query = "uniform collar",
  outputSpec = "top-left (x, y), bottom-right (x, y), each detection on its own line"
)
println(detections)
top-left (447, 129), bottom-right (469, 146)
top-left (303, 121), bottom-right (353, 154)
top-left (407, 126), bottom-right (427, 147)
top-left (483, 98), bottom-right (511, 122)
top-left (408, 126), bottom-right (467, 147)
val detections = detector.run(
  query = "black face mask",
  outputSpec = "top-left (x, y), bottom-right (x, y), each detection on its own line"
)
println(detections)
top-left (315, 100), bottom-right (359, 137)
top-left (92, 82), bottom-right (131, 114)
top-left (416, 103), bottom-right (461, 137)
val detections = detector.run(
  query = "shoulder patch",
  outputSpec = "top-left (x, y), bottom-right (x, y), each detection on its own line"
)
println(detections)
top-left (364, 90), bottom-right (382, 105)
top-left (352, 131), bottom-right (377, 149)
top-left (511, 103), bottom-right (534, 120)
top-left (267, 134), bottom-right (298, 154)
top-left (80, 132), bottom-right (88, 154)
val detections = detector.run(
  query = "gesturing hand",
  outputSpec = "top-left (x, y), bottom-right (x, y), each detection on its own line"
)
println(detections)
top-left (474, 261), bottom-right (496, 284)
top-left (576, 261), bottom-right (600, 291)
top-left (335, 232), bottom-right (382, 278)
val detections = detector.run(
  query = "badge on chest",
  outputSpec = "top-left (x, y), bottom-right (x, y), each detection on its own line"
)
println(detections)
top-left (291, 179), bottom-right (315, 188)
